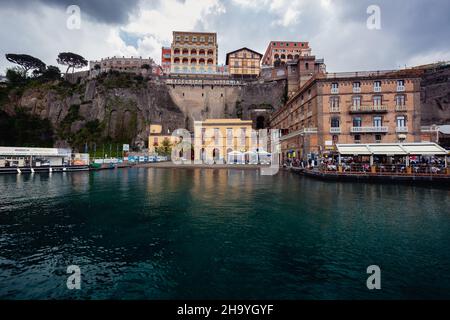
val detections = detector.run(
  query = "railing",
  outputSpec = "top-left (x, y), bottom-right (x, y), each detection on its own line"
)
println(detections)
top-left (320, 163), bottom-right (447, 176)
top-left (329, 107), bottom-right (340, 113)
top-left (396, 127), bottom-right (408, 133)
top-left (397, 86), bottom-right (405, 92)
top-left (351, 126), bottom-right (388, 133)
top-left (395, 105), bottom-right (408, 112)
top-left (353, 87), bottom-right (361, 93)
top-left (349, 105), bottom-right (388, 113)
top-left (374, 86), bottom-right (382, 92)
top-left (331, 88), bottom-right (339, 94)
top-left (330, 127), bottom-right (341, 134)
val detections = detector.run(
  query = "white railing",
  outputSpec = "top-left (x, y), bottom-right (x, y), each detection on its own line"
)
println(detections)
top-left (374, 86), bottom-right (382, 92)
top-left (395, 105), bottom-right (407, 112)
top-left (397, 86), bottom-right (405, 92)
top-left (331, 88), bottom-right (339, 94)
top-left (330, 127), bottom-right (341, 134)
top-left (353, 87), bottom-right (361, 93)
top-left (329, 107), bottom-right (340, 113)
top-left (396, 127), bottom-right (408, 133)
top-left (351, 126), bottom-right (388, 133)
top-left (350, 105), bottom-right (388, 112)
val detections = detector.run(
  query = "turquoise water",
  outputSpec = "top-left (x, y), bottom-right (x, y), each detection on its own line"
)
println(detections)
top-left (0, 168), bottom-right (449, 299)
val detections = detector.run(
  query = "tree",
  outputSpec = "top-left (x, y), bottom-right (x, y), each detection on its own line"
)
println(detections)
top-left (57, 52), bottom-right (88, 75)
top-left (94, 64), bottom-right (101, 71)
top-left (5, 54), bottom-right (46, 76)
top-left (6, 67), bottom-right (26, 85)
top-left (41, 66), bottom-right (61, 81)
top-left (155, 138), bottom-right (172, 156)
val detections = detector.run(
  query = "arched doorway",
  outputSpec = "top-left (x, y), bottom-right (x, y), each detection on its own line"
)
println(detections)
top-left (213, 148), bottom-right (220, 161)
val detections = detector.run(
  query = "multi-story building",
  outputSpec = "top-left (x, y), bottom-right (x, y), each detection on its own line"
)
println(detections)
top-left (171, 31), bottom-right (219, 75)
top-left (148, 124), bottom-right (180, 155)
top-left (262, 41), bottom-right (311, 67)
top-left (194, 119), bottom-right (253, 164)
top-left (89, 56), bottom-right (162, 76)
top-left (225, 47), bottom-right (262, 78)
top-left (270, 69), bottom-right (424, 162)
top-left (161, 47), bottom-right (171, 75)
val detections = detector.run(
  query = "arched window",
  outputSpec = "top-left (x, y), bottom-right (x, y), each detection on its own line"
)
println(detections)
top-left (287, 54), bottom-right (293, 60)
top-left (207, 59), bottom-right (213, 65)
top-left (174, 57), bottom-right (180, 64)
top-left (274, 54), bottom-right (279, 59)
top-left (174, 48), bottom-right (180, 55)
top-left (281, 54), bottom-right (286, 59)
top-left (182, 48), bottom-right (189, 55)
top-left (191, 49), bottom-right (197, 55)
top-left (191, 58), bottom-right (197, 64)
top-left (294, 54), bottom-right (299, 59)
top-left (199, 58), bottom-right (205, 65)
top-left (182, 58), bottom-right (189, 64)
top-left (199, 49), bottom-right (206, 56)
top-left (207, 49), bottom-right (214, 55)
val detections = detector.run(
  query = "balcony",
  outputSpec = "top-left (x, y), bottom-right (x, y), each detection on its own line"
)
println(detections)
top-left (349, 105), bottom-right (388, 113)
top-left (374, 86), bottom-right (382, 93)
top-left (331, 88), bottom-right (339, 94)
top-left (329, 107), bottom-right (340, 113)
top-left (396, 127), bottom-right (408, 133)
top-left (351, 126), bottom-right (388, 133)
top-left (307, 111), bottom-right (313, 118)
top-left (330, 127), bottom-right (341, 134)
top-left (397, 86), bottom-right (405, 92)
top-left (353, 87), bottom-right (361, 93)
top-left (395, 105), bottom-right (407, 112)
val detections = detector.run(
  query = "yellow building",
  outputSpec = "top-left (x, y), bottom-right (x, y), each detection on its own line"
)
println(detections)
top-left (148, 124), bottom-right (180, 155)
top-left (226, 47), bottom-right (262, 77)
top-left (194, 119), bottom-right (254, 164)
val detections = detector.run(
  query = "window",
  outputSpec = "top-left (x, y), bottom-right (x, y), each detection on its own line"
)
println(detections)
top-left (352, 96), bottom-right (361, 107)
top-left (331, 83), bottom-right (339, 94)
top-left (308, 90), bottom-right (312, 99)
top-left (227, 128), bottom-right (233, 146)
top-left (208, 36), bottom-right (213, 42)
top-left (201, 128), bottom-right (206, 144)
top-left (373, 116), bottom-right (383, 127)
top-left (353, 117), bottom-right (362, 127)
top-left (305, 62), bottom-right (309, 70)
top-left (375, 135), bottom-right (382, 143)
top-left (331, 117), bottom-right (340, 128)
top-left (354, 134), bottom-right (361, 143)
top-left (373, 95), bottom-right (382, 106)
top-left (396, 95), bottom-right (406, 106)
top-left (397, 80), bottom-right (405, 91)
top-left (240, 128), bottom-right (246, 145)
top-left (176, 36), bottom-right (181, 41)
top-left (214, 128), bottom-right (220, 144)
top-left (397, 116), bottom-right (406, 127)
top-left (374, 81), bottom-right (382, 92)
top-left (332, 135), bottom-right (339, 143)
top-left (184, 36), bottom-right (189, 41)
top-left (192, 36), bottom-right (197, 42)
top-left (353, 82), bottom-right (361, 93)
top-left (200, 36), bottom-right (205, 42)
top-left (330, 97), bottom-right (339, 111)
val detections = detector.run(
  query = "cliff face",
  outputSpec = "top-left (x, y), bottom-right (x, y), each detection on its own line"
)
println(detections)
top-left (421, 65), bottom-right (450, 126)
top-left (1, 73), bottom-right (286, 150)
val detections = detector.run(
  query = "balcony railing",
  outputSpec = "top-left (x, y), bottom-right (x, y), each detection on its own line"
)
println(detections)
top-left (331, 88), bottom-right (339, 94)
top-left (395, 105), bottom-right (407, 112)
top-left (397, 86), bottom-right (405, 92)
top-left (329, 107), bottom-right (340, 113)
top-left (330, 127), bottom-right (341, 134)
top-left (349, 105), bottom-right (388, 113)
top-left (351, 126), bottom-right (388, 133)
top-left (353, 87), bottom-right (361, 93)
top-left (396, 127), bottom-right (408, 133)
top-left (374, 86), bottom-right (382, 92)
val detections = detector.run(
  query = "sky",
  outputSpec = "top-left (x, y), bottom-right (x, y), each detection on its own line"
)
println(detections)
top-left (1, 0), bottom-right (450, 74)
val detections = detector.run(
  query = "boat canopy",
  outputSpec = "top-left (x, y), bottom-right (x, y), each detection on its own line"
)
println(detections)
top-left (335, 143), bottom-right (448, 156)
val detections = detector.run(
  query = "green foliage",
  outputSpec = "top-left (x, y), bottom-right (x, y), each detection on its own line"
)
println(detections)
top-left (57, 104), bottom-right (84, 140)
top-left (57, 52), bottom-right (88, 74)
top-left (0, 109), bottom-right (54, 147)
top-left (6, 68), bottom-right (27, 86)
top-left (5, 53), bottom-right (46, 75)
top-left (155, 138), bottom-right (172, 156)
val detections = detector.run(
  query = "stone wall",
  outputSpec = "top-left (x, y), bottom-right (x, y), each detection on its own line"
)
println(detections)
top-left (421, 65), bottom-right (450, 125)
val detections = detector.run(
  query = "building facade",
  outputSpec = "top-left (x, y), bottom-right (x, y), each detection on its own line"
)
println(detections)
top-left (262, 41), bottom-right (312, 67)
top-left (89, 56), bottom-right (162, 76)
top-left (171, 31), bottom-right (219, 75)
top-left (194, 119), bottom-right (253, 164)
top-left (161, 47), bottom-right (172, 75)
top-left (225, 47), bottom-right (262, 77)
top-left (148, 124), bottom-right (180, 155)
top-left (270, 69), bottom-right (424, 163)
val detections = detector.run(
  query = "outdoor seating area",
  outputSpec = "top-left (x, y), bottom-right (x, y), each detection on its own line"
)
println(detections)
top-left (319, 143), bottom-right (449, 176)
top-left (226, 150), bottom-right (272, 165)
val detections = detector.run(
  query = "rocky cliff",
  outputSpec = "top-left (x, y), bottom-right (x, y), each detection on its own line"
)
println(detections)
top-left (421, 65), bottom-right (450, 125)
top-left (0, 72), bottom-right (286, 150)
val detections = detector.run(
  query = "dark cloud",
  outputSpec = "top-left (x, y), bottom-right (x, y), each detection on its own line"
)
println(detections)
top-left (0, 0), bottom-right (142, 24)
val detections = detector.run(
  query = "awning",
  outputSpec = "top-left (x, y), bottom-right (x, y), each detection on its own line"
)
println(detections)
top-left (336, 143), bottom-right (448, 156)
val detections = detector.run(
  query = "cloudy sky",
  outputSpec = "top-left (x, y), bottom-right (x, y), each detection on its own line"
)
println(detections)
top-left (1, 0), bottom-right (450, 74)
